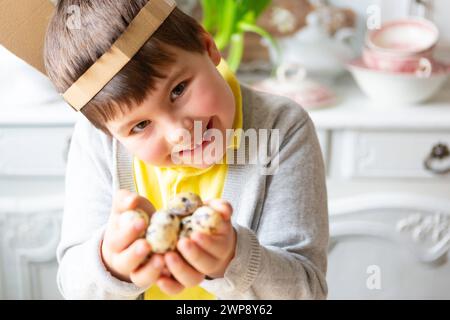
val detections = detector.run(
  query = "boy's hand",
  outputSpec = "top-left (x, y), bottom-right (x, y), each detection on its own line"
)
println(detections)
top-left (157, 199), bottom-right (236, 295)
top-left (101, 189), bottom-right (165, 288)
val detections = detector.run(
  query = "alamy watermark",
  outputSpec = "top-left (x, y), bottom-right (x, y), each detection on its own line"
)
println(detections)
top-left (366, 265), bottom-right (382, 290)
top-left (169, 121), bottom-right (281, 176)
top-left (66, 5), bottom-right (82, 30)
top-left (366, 5), bottom-right (382, 31)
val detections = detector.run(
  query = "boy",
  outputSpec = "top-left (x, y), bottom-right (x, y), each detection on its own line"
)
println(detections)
top-left (45, 0), bottom-right (329, 299)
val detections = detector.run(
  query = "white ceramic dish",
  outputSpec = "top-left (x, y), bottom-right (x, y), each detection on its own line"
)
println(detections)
top-left (347, 59), bottom-right (450, 105)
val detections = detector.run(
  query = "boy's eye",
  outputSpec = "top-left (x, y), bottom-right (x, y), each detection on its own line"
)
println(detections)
top-left (131, 120), bottom-right (151, 134)
top-left (170, 81), bottom-right (187, 101)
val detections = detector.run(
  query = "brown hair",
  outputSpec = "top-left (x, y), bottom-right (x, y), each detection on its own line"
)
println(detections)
top-left (44, 0), bottom-right (206, 135)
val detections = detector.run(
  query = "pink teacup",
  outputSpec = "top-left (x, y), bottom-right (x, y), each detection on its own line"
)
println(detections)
top-left (362, 46), bottom-right (435, 73)
top-left (366, 17), bottom-right (439, 55)
top-left (364, 17), bottom-right (439, 74)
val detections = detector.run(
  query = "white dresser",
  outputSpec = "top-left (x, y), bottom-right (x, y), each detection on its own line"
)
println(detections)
top-left (308, 75), bottom-right (450, 299)
top-left (0, 101), bottom-right (77, 299)
top-left (1, 69), bottom-right (450, 299)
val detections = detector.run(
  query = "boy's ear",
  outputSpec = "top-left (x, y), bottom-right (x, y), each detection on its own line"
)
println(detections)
top-left (202, 31), bottom-right (222, 66)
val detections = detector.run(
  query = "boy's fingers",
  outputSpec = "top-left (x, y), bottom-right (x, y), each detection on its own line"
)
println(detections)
top-left (161, 267), bottom-right (171, 277)
top-left (156, 277), bottom-right (185, 296)
top-left (133, 196), bottom-right (156, 219)
top-left (213, 217), bottom-right (232, 235)
top-left (190, 232), bottom-right (228, 259)
top-left (165, 252), bottom-right (205, 288)
top-left (130, 254), bottom-right (165, 288)
top-left (112, 239), bottom-right (151, 275)
top-left (109, 216), bottom-right (147, 252)
top-left (177, 238), bottom-right (218, 275)
top-left (108, 193), bottom-right (156, 253)
top-left (203, 198), bottom-right (233, 221)
top-left (112, 189), bottom-right (137, 215)
top-left (112, 190), bottom-right (155, 218)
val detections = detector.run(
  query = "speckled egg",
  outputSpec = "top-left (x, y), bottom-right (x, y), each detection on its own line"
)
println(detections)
top-left (191, 206), bottom-right (223, 235)
top-left (179, 216), bottom-right (194, 239)
top-left (146, 210), bottom-right (180, 253)
top-left (167, 192), bottom-right (203, 217)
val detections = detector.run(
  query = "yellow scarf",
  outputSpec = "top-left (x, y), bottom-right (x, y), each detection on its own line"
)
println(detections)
top-left (132, 59), bottom-right (242, 300)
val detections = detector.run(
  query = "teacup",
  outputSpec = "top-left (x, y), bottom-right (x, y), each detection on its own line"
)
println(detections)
top-left (364, 17), bottom-right (439, 74)
top-left (366, 17), bottom-right (439, 55)
top-left (362, 46), bottom-right (435, 73)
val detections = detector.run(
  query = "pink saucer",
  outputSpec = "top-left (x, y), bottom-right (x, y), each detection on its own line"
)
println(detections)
top-left (252, 78), bottom-right (336, 110)
top-left (348, 58), bottom-right (450, 76)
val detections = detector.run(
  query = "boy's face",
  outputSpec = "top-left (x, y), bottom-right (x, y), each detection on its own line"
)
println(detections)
top-left (106, 33), bottom-right (236, 169)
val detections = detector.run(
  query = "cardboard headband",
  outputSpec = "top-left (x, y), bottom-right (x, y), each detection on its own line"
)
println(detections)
top-left (0, 0), bottom-right (177, 112)
top-left (64, 0), bottom-right (177, 111)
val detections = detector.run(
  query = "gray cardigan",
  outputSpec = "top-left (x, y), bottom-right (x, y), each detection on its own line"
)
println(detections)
top-left (57, 84), bottom-right (329, 299)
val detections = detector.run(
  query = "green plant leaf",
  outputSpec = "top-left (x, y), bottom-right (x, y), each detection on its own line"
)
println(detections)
top-left (201, 0), bottom-right (276, 71)
top-left (238, 21), bottom-right (281, 67)
top-left (227, 33), bottom-right (245, 72)
top-left (214, 0), bottom-right (238, 50)
top-left (200, 0), bottom-right (217, 33)
top-left (252, 0), bottom-right (272, 18)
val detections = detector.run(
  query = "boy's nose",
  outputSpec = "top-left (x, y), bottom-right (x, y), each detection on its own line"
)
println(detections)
top-left (166, 118), bottom-right (194, 145)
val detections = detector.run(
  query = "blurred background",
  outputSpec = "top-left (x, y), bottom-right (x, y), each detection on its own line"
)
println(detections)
top-left (0, 0), bottom-right (449, 299)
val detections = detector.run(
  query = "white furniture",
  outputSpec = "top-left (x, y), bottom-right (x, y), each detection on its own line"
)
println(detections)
top-left (0, 99), bottom-right (77, 299)
top-left (1, 64), bottom-right (450, 298)
top-left (308, 74), bottom-right (450, 299)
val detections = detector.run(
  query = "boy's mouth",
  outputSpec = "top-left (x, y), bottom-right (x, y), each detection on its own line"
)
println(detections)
top-left (177, 118), bottom-right (214, 156)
